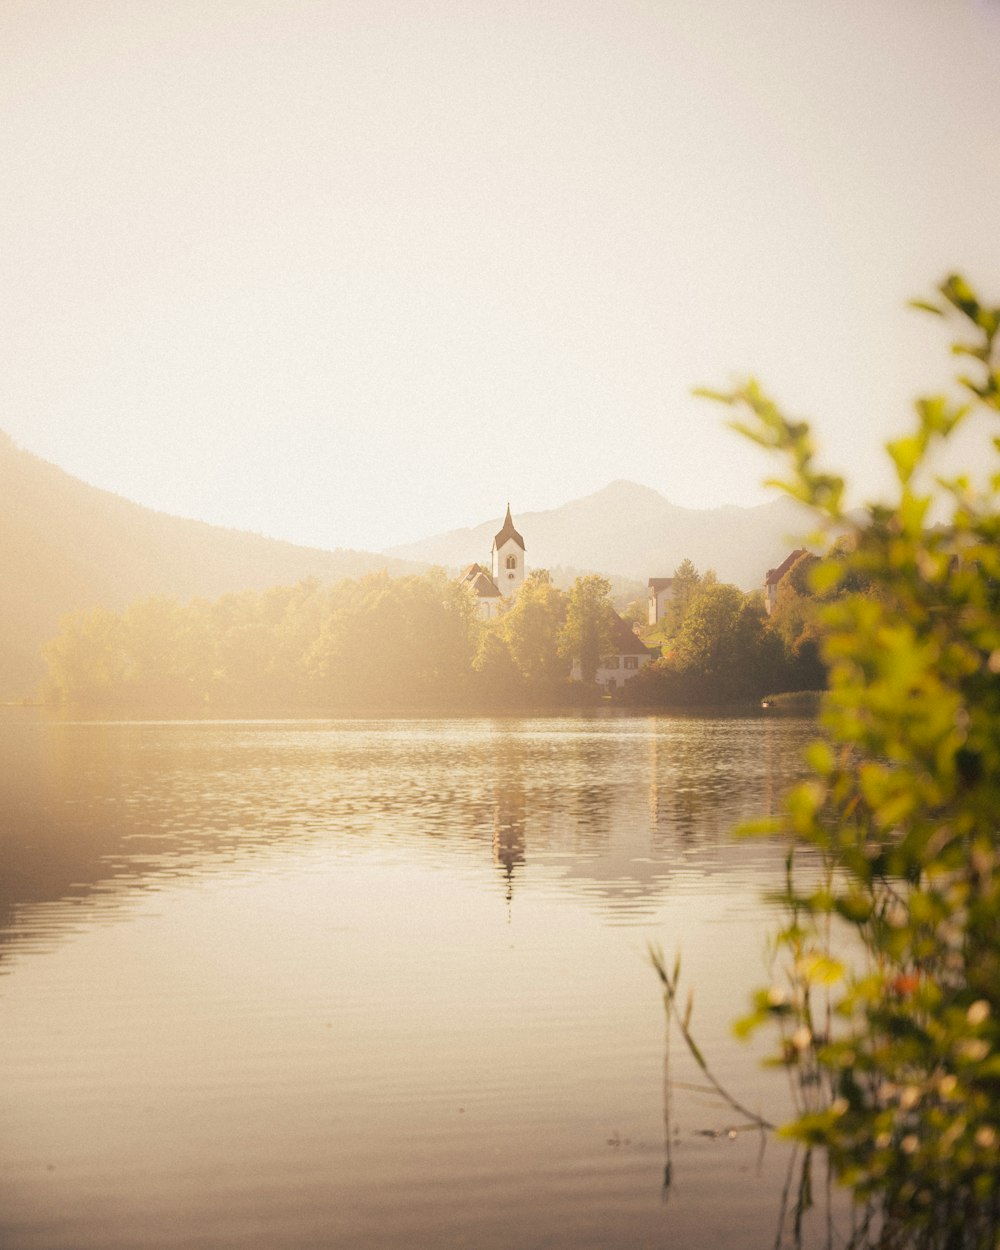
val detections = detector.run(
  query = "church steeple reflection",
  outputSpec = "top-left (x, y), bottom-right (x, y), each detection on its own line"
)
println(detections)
top-left (490, 740), bottom-right (527, 907)
top-left (492, 786), bottom-right (526, 906)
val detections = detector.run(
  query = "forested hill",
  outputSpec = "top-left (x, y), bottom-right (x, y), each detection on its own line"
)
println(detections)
top-left (386, 479), bottom-right (810, 590)
top-left (0, 431), bottom-right (420, 700)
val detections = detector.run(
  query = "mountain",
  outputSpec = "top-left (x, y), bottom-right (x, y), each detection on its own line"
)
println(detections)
top-left (0, 431), bottom-right (420, 699)
top-left (385, 480), bottom-right (812, 591)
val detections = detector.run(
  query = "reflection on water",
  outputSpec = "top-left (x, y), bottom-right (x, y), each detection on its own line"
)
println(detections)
top-left (0, 710), bottom-right (843, 1249)
top-left (1, 714), bottom-right (807, 934)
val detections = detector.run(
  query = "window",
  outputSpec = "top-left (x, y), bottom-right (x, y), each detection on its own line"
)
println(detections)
top-left (624, 656), bottom-right (639, 670)
top-left (506, 555), bottom-right (517, 570)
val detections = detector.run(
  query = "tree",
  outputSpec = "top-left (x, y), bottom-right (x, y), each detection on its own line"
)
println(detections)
top-left (471, 626), bottom-right (525, 702)
top-left (620, 598), bottom-right (647, 631)
top-left (307, 570), bottom-right (477, 706)
top-left (670, 581), bottom-right (781, 702)
top-left (706, 275), bottom-right (1000, 1247)
top-left (501, 569), bottom-right (568, 689)
top-left (42, 606), bottom-right (127, 704)
top-left (559, 574), bottom-right (617, 684)
top-left (667, 558), bottom-right (701, 635)
top-left (767, 551), bottom-right (827, 690)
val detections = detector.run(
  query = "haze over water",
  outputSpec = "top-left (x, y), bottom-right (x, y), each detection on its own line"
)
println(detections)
top-left (0, 710), bottom-right (850, 1249)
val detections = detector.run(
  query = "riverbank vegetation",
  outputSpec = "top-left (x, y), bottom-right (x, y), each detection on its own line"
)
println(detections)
top-left (703, 275), bottom-right (1000, 1247)
top-left (41, 559), bottom-right (827, 712)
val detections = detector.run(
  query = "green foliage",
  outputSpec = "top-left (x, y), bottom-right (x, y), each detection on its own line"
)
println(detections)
top-left (767, 552), bottom-right (828, 690)
top-left (44, 572), bottom-right (481, 710)
top-left (42, 606), bottom-right (128, 704)
top-left (625, 578), bottom-right (785, 706)
top-left (666, 557), bottom-right (702, 636)
top-left (558, 574), bottom-right (617, 684)
top-left (40, 567), bottom-right (625, 710)
top-left (620, 597), bottom-right (647, 631)
top-left (707, 275), bottom-right (1000, 1247)
top-left (499, 569), bottom-right (570, 690)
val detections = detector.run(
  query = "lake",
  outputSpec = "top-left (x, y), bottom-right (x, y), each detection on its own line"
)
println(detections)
top-left (0, 710), bottom-right (849, 1249)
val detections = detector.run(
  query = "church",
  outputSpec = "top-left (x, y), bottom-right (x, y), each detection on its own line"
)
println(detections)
top-left (459, 504), bottom-right (526, 620)
top-left (458, 506), bottom-right (657, 692)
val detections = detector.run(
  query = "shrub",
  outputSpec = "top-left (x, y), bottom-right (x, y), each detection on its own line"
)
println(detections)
top-left (707, 276), bottom-right (1000, 1247)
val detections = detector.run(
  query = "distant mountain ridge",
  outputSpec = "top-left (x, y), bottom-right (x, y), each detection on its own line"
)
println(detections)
top-left (386, 480), bottom-right (811, 590)
top-left (0, 431), bottom-right (420, 699)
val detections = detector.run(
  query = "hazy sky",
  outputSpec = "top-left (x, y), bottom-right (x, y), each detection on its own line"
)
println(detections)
top-left (3, 0), bottom-right (1000, 552)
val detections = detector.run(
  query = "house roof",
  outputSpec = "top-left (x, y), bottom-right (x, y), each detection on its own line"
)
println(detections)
top-left (765, 548), bottom-right (809, 586)
top-left (459, 563), bottom-right (484, 584)
top-left (648, 577), bottom-right (674, 592)
top-left (492, 504), bottom-right (525, 552)
top-left (610, 612), bottom-right (658, 656)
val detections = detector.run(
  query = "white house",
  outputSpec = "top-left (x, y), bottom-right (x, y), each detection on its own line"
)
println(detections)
top-left (571, 612), bottom-right (658, 690)
top-left (647, 577), bottom-right (674, 626)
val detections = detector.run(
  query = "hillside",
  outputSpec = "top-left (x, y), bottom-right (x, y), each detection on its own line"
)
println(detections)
top-left (0, 431), bottom-right (419, 699)
top-left (386, 480), bottom-right (812, 591)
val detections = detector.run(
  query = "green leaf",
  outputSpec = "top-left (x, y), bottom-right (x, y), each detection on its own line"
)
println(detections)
top-left (887, 436), bottom-right (923, 485)
top-left (908, 299), bottom-right (944, 317)
top-left (692, 385), bottom-right (735, 405)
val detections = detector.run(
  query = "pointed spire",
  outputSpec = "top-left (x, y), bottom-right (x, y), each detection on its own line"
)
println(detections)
top-left (493, 503), bottom-right (525, 551)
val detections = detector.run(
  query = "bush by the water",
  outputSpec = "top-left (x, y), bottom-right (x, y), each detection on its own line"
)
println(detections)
top-left (712, 276), bottom-right (1000, 1247)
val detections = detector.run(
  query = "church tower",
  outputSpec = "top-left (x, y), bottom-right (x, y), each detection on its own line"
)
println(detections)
top-left (491, 504), bottom-right (526, 599)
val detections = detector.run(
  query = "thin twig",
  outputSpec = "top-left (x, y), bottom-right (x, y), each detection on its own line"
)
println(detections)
top-left (650, 943), bottom-right (776, 1132)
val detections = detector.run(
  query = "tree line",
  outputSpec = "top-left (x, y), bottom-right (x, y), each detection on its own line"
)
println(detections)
top-left (41, 558), bottom-right (829, 711)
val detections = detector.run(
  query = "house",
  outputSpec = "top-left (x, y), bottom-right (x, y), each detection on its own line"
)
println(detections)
top-left (571, 612), bottom-right (658, 691)
top-left (764, 549), bottom-right (808, 615)
top-left (647, 577), bottom-right (674, 626)
top-left (462, 505), bottom-right (526, 620)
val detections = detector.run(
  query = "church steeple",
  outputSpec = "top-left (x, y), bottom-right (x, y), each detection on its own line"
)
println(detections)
top-left (493, 503), bottom-right (525, 553)
top-left (491, 504), bottom-right (526, 598)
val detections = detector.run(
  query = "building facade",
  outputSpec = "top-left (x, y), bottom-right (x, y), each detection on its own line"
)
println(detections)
top-left (647, 577), bottom-right (674, 626)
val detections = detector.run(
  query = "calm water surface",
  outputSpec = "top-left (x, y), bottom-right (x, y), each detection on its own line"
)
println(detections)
top-left (0, 711), bottom-right (847, 1249)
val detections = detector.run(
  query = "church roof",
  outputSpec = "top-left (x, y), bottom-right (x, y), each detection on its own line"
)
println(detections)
top-left (467, 570), bottom-right (502, 599)
top-left (492, 504), bottom-right (525, 552)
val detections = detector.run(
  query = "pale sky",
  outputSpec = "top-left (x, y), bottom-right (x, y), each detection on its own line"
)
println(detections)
top-left (3, 0), bottom-right (999, 552)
